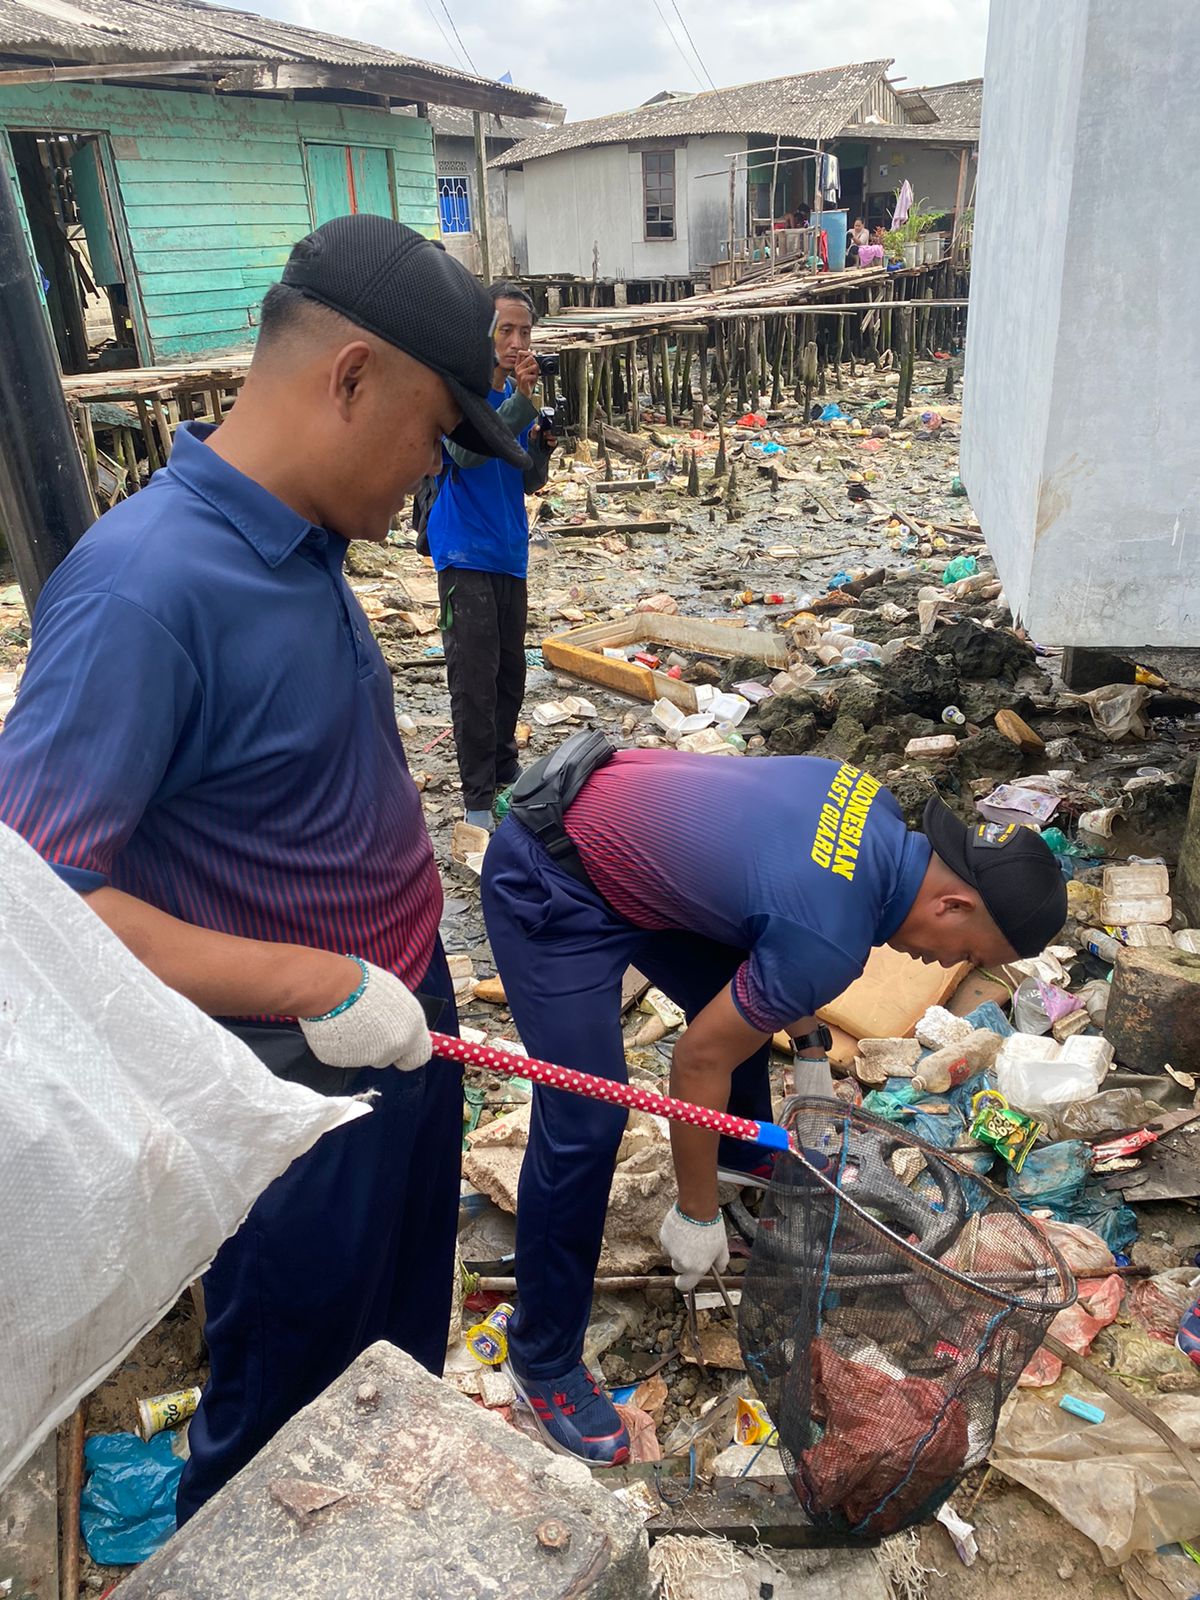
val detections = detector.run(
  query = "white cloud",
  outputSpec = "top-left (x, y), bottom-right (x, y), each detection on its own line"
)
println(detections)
top-left (247, 0), bottom-right (990, 120)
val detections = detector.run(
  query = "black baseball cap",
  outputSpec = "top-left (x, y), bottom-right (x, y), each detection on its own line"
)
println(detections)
top-left (281, 214), bottom-right (531, 469)
top-left (922, 794), bottom-right (1068, 958)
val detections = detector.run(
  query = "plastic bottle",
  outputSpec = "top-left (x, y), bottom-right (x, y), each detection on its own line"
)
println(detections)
top-left (909, 1031), bottom-right (1003, 1093)
top-left (466, 1302), bottom-right (513, 1366)
top-left (941, 705), bottom-right (966, 726)
top-left (1080, 928), bottom-right (1121, 963)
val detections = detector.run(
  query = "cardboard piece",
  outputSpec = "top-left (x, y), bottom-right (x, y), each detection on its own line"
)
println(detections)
top-left (818, 946), bottom-right (970, 1041)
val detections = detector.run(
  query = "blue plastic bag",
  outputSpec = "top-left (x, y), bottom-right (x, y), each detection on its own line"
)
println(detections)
top-left (1007, 1141), bottom-right (1091, 1211)
top-left (819, 403), bottom-right (847, 421)
top-left (80, 1431), bottom-right (184, 1565)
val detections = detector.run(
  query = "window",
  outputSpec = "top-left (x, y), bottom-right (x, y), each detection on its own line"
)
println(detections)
top-left (642, 150), bottom-right (676, 240)
top-left (437, 171), bottom-right (472, 234)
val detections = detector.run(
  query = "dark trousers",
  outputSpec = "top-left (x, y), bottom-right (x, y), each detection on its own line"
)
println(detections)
top-left (481, 819), bottom-right (771, 1379)
top-left (175, 944), bottom-right (462, 1525)
top-left (438, 566), bottom-right (527, 812)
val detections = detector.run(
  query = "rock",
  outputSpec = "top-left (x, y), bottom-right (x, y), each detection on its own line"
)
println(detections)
top-left (935, 619), bottom-right (1037, 682)
top-left (854, 1037), bottom-right (922, 1084)
top-left (117, 1342), bottom-right (651, 1600)
top-left (955, 727), bottom-right (1024, 781)
top-left (834, 670), bottom-right (902, 729)
top-left (463, 1103), bottom-right (673, 1274)
top-left (472, 977), bottom-right (507, 1004)
top-left (765, 712), bottom-right (819, 755)
top-left (905, 733), bottom-right (959, 760)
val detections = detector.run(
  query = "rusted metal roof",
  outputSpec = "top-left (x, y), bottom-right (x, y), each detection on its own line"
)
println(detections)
top-left (867, 78), bottom-right (981, 142)
top-left (0, 0), bottom-right (562, 118)
top-left (492, 59), bottom-right (895, 168)
top-left (429, 105), bottom-right (550, 143)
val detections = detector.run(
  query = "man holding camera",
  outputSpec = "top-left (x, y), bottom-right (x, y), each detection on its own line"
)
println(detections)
top-left (426, 282), bottom-right (557, 829)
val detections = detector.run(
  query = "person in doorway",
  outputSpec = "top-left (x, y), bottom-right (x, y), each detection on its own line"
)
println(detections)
top-left (426, 282), bottom-right (557, 830)
top-left (847, 216), bottom-right (870, 265)
top-left (0, 215), bottom-right (532, 1523)
top-left (481, 742), bottom-right (1067, 1465)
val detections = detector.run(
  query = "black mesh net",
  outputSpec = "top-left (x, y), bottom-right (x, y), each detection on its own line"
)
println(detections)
top-left (738, 1097), bottom-right (1076, 1540)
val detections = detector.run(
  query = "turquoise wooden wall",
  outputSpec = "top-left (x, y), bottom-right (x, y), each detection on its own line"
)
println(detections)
top-left (0, 81), bottom-right (437, 361)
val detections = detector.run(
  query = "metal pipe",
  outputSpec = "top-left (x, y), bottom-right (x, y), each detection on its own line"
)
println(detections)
top-left (0, 138), bottom-right (94, 608)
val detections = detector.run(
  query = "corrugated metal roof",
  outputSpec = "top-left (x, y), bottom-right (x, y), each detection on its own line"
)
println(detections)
top-left (492, 59), bottom-right (895, 168)
top-left (864, 78), bottom-right (982, 142)
top-left (0, 0), bottom-right (561, 116)
top-left (429, 104), bottom-right (549, 143)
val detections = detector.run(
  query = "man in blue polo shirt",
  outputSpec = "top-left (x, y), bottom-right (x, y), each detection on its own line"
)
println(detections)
top-left (426, 282), bottom-right (555, 829)
top-left (0, 216), bottom-right (531, 1520)
top-left (482, 741), bottom-right (1067, 1465)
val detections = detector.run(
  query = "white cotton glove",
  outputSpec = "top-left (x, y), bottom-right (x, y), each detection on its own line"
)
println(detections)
top-left (659, 1203), bottom-right (730, 1292)
top-left (299, 960), bottom-right (431, 1071)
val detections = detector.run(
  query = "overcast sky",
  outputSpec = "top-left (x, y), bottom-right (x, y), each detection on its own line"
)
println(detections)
top-left (250, 0), bottom-right (990, 121)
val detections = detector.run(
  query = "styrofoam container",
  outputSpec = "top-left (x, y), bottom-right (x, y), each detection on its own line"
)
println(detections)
top-left (1099, 893), bottom-right (1173, 926)
top-left (1174, 929), bottom-right (1200, 954)
top-left (1057, 1034), bottom-right (1115, 1075)
top-left (652, 698), bottom-right (685, 735)
top-left (678, 711), bottom-right (716, 736)
top-left (996, 1033), bottom-right (1061, 1069)
top-left (709, 692), bottom-right (751, 728)
top-left (1102, 863), bottom-right (1169, 898)
top-left (1119, 923), bottom-right (1175, 949)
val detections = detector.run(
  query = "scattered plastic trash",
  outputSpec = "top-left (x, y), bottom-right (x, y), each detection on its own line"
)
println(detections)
top-left (993, 1389), bottom-right (1200, 1564)
top-left (970, 1090), bottom-right (1043, 1170)
top-left (1059, 1394), bottom-right (1105, 1424)
top-left (1064, 683), bottom-right (1153, 741)
top-left (941, 705), bottom-right (966, 726)
top-left (941, 554), bottom-right (977, 585)
top-left (818, 403), bottom-right (847, 422)
top-left (80, 1432), bottom-right (185, 1565)
top-left (919, 410), bottom-right (944, 431)
top-left (466, 1302), bottom-right (512, 1366)
top-left (840, 639), bottom-right (884, 664)
top-left (935, 1501), bottom-right (978, 1566)
top-left (137, 1386), bottom-right (201, 1442)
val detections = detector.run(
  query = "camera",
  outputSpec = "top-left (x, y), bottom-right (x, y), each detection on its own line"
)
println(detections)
top-left (534, 352), bottom-right (559, 377)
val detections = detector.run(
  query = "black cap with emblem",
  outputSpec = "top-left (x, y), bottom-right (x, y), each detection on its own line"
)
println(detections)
top-left (280, 213), bottom-right (531, 470)
top-left (921, 794), bottom-right (1068, 958)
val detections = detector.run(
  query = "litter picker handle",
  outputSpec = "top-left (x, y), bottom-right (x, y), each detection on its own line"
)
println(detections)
top-left (429, 1030), bottom-right (792, 1154)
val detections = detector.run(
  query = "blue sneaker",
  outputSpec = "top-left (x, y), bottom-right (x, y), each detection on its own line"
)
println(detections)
top-left (506, 1361), bottom-right (631, 1465)
top-left (1176, 1293), bottom-right (1200, 1367)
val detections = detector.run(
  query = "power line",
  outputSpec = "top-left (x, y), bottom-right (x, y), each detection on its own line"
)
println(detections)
top-left (668, 0), bottom-right (716, 91)
top-left (438, 0), bottom-right (480, 76)
top-left (420, 0), bottom-right (467, 71)
top-left (650, 0), bottom-right (705, 91)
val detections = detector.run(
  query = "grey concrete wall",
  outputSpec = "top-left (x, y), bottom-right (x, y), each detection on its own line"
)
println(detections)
top-left (866, 141), bottom-right (968, 216)
top-left (962, 0), bottom-right (1200, 646)
top-left (519, 134), bottom-right (744, 280)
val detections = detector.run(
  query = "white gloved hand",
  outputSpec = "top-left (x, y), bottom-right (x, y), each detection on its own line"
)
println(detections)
top-left (299, 959), bottom-right (431, 1071)
top-left (659, 1203), bottom-right (730, 1292)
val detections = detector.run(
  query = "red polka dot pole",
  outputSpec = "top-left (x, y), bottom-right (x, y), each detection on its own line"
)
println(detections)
top-left (428, 1031), bottom-right (794, 1155)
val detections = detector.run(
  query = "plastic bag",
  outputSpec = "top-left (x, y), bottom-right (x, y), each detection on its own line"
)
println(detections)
top-left (992, 1389), bottom-right (1200, 1564)
top-left (1128, 1269), bottom-right (1200, 1344)
top-left (1050, 1086), bottom-right (1165, 1141)
top-left (1064, 683), bottom-right (1152, 741)
top-left (1032, 1218), bottom-right (1115, 1278)
top-left (941, 555), bottom-right (978, 585)
top-left (0, 823), bottom-right (368, 1490)
top-left (1018, 1273), bottom-right (1124, 1387)
top-left (80, 1432), bottom-right (183, 1565)
top-left (1008, 1141), bottom-right (1092, 1211)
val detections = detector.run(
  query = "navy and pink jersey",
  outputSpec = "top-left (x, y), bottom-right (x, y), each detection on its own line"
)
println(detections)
top-left (564, 748), bottom-right (931, 1033)
top-left (0, 424), bottom-right (442, 1001)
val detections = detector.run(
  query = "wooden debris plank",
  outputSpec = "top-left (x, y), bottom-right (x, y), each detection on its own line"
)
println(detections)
top-left (540, 519), bottom-right (672, 537)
